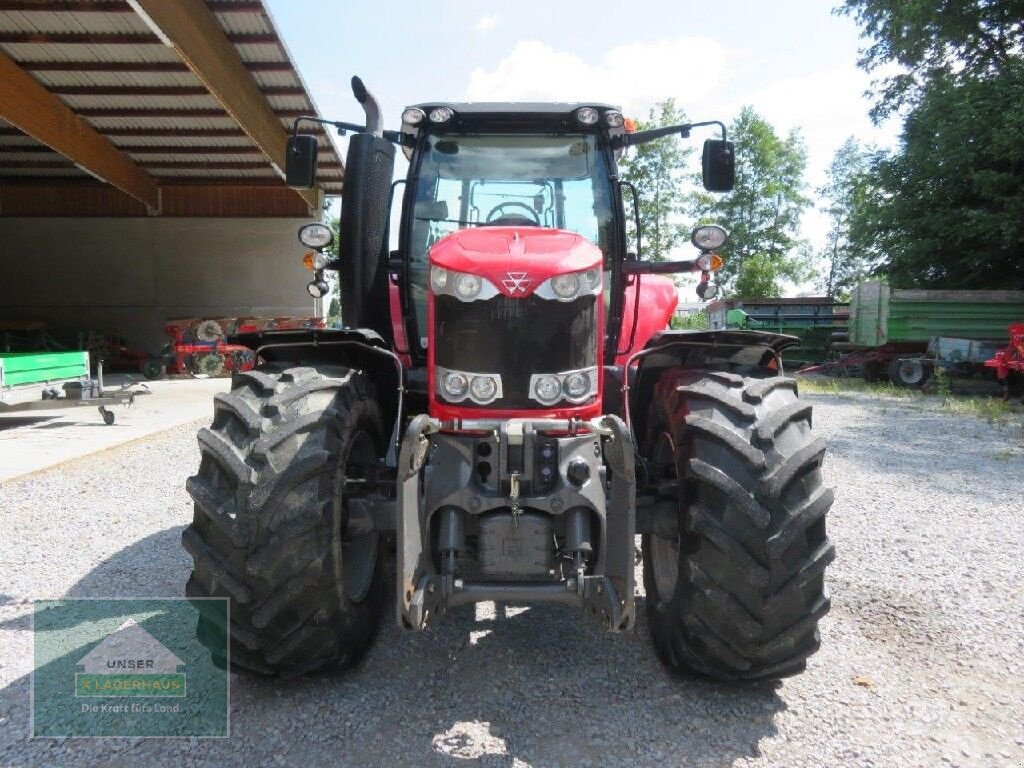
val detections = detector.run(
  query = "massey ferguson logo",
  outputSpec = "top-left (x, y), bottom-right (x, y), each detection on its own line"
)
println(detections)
top-left (502, 272), bottom-right (531, 294)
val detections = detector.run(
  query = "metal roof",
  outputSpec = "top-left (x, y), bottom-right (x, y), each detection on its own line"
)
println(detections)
top-left (0, 0), bottom-right (343, 194)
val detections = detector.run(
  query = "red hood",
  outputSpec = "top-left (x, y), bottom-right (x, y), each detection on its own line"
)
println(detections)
top-left (429, 226), bottom-right (603, 298)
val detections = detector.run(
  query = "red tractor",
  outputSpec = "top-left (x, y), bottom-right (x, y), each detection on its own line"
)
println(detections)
top-left (183, 77), bottom-right (834, 682)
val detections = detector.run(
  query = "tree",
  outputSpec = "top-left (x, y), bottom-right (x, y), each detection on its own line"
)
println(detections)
top-left (837, 0), bottom-right (1024, 120)
top-left (818, 138), bottom-right (873, 298)
top-left (692, 107), bottom-right (813, 295)
top-left (847, 64), bottom-right (1024, 289)
top-left (618, 99), bottom-right (693, 261)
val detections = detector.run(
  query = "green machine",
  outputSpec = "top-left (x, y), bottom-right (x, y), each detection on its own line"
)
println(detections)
top-left (0, 350), bottom-right (147, 425)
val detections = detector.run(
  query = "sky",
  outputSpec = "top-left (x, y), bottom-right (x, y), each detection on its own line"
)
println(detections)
top-left (266, 0), bottom-right (901, 295)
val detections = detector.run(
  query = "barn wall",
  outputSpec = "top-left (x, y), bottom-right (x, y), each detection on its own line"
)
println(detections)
top-left (0, 217), bottom-right (317, 352)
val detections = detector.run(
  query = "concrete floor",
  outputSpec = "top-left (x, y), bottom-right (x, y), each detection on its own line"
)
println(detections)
top-left (0, 376), bottom-right (228, 482)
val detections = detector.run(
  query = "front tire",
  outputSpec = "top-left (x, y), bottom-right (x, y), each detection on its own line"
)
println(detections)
top-left (642, 369), bottom-right (835, 681)
top-left (183, 363), bottom-right (386, 677)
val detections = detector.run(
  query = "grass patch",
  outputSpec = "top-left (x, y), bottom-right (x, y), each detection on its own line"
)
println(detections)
top-left (798, 376), bottom-right (1021, 425)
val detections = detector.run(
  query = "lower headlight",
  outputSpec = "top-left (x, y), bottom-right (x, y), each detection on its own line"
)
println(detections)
top-left (563, 371), bottom-right (590, 398)
top-left (470, 375), bottom-right (498, 402)
top-left (533, 375), bottom-right (562, 404)
top-left (442, 371), bottom-right (469, 398)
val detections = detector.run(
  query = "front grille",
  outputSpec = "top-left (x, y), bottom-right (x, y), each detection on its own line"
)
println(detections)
top-left (434, 294), bottom-right (598, 408)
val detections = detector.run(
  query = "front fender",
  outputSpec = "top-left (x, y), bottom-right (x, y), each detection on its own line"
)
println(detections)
top-left (626, 328), bottom-right (799, 443)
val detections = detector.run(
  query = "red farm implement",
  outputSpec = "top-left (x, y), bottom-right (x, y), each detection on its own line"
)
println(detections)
top-left (985, 323), bottom-right (1024, 402)
top-left (161, 316), bottom-right (326, 377)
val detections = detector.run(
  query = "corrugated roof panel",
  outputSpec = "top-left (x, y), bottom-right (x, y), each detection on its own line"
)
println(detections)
top-left (85, 115), bottom-right (241, 131)
top-left (215, 10), bottom-right (273, 35)
top-left (148, 167), bottom-right (279, 178)
top-left (60, 94), bottom-right (224, 111)
top-left (34, 71), bottom-right (205, 88)
top-left (0, 167), bottom-right (87, 177)
top-left (110, 135), bottom-right (259, 149)
top-left (0, 10), bottom-right (151, 35)
top-left (0, 0), bottom-right (343, 192)
top-left (0, 41), bottom-right (180, 63)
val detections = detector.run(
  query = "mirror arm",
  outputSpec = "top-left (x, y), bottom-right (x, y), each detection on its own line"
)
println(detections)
top-left (622, 259), bottom-right (698, 275)
top-left (289, 115), bottom-right (403, 146)
top-left (611, 119), bottom-right (727, 151)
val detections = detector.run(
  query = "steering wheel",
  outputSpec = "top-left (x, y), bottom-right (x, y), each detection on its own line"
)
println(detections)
top-left (482, 201), bottom-right (541, 227)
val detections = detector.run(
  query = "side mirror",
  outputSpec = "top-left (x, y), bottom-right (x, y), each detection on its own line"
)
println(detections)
top-left (286, 134), bottom-right (319, 189)
top-left (702, 139), bottom-right (735, 192)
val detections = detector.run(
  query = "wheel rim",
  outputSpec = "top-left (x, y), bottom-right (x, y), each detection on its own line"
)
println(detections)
top-left (340, 429), bottom-right (380, 603)
top-left (897, 359), bottom-right (925, 385)
top-left (649, 432), bottom-right (680, 603)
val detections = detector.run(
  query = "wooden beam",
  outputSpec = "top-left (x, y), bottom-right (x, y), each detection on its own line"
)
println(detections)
top-left (51, 85), bottom-right (306, 97)
top-left (130, 0), bottom-right (325, 208)
top-left (20, 60), bottom-right (294, 73)
top-left (75, 107), bottom-right (307, 118)
top-left (0, 1), bottom-right (265, 11)
top-left (0, 50), bottom-right (158, 208)
top-left (0, 31), bottom-right (279, 45)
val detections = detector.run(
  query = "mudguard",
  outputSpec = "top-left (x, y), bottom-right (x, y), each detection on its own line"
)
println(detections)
top-left (626, 328), bottom-right (799, 445)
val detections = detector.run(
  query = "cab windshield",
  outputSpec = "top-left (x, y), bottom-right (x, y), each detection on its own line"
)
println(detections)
top-left (406, 132), bottom-right (615, 343)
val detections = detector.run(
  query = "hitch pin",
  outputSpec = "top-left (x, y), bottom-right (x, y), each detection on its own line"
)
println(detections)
top-left (509, 472), bottom-right (521, 529)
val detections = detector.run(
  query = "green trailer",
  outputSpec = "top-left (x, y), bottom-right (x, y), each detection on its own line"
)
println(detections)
top-left (805, 282), bottom-right (1024, 387)
top-left (708, 297), bottom-right (848, 368)
top-left (848, 281), bottom-right (1024, 347)
top-left (0, 350), bottom-right (147, 424)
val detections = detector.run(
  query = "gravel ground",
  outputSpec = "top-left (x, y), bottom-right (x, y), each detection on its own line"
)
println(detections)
top-left (1, 393), bottom-right (1023, 767)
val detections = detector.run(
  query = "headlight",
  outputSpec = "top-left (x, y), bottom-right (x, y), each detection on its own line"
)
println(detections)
top-left (605, 110), bottom-right (625, 128)
top-left (429, 106), bottom-right (453, 123)
top-left (430, 265), bottom-right (499, 302)
top-left (529, 368), bottom-right (598, 406)
top-left (298, 222), bottom-right (334, 249)
top-left (563, 371), bottom-right (590, 398)
top-left (691, 224), bottom-right (728, 251)
top-left (306, 278), bottom-right (329, 298)
top-left (442, 371), bottom-right (468, 398)
top-left (436, 366), bottom-right (503, 404)
top-left (470, 375), bottom-right (498, 402)
top-left (454, 273), bottom-right (482, 300)
top-left (535, 268), bottom-right (602, 302)
top-left (551, 274), bottom-right (579, 299)
top-left (533, 375), bottom-right (562, 405)
top-left (402, 107), bottom-right (425, 125)
top-left (575, 107), bottom-right (599, 125)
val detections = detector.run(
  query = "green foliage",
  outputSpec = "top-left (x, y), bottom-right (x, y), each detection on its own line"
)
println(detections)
top-left (692, 107), bottom-right (814, 295)
top-left (618, 100), bottom-right (693, 261)
top-left (733, 253), bottom-right (783, 298)
top-left (818, 138), bottom-right (873, 298)
top-left (671, 309), bottom-right (709, 330)
top-left (836, 0), bottom-right (1024, 120)
top-left (848, 64), bottom-right (1024, 289)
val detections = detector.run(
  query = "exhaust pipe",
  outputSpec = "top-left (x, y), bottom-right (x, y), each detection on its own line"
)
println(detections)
top-left (350, 76), bottom-right (383, 138)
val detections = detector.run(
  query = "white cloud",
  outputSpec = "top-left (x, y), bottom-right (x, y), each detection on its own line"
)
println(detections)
top-left (466, 38), bottom-right (730, 115)
top-left (474, 14), bottom-right (499, 33)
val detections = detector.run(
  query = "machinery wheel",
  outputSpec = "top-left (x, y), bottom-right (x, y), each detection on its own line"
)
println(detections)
top-left (141, 358), bottom-right (166, 380)
top-left (888, 357), bottom-right (930, 388)
top-left (642, 369), bottom-right (835, 681)
top-left (193, 353), bottom-right (226, 378)
top-left (193, 319), bottom-right (225, 343)
top-left (183, 363), bottom-right (387, 677)
top-left (859, 360), bottom-right (885, 383)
